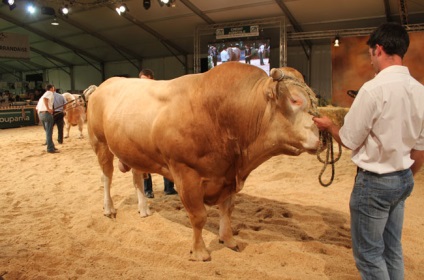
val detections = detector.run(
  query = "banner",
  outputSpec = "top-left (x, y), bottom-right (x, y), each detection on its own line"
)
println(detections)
top-left (0, 107), bottom-right (38, 129)
top-left (216, 25), bottom-right (259, 39)
top-left (0, 32), bottom-right (30, 59)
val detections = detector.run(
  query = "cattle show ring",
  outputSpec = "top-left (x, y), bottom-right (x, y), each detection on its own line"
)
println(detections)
top-left (1, 2), bottom-right (424, 280)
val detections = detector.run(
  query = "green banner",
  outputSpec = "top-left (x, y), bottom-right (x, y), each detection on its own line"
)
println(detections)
top-left (0, 107), bottom-right (38, 129)
top-left (216, 25), bottom-right (259, 39)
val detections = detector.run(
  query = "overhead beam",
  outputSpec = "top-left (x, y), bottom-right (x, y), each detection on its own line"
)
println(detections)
top-left (0, 11), bottom-right (103, 64)
top-left (107, 5), bottom-right (187, 68)
top-left (179, 0), bottom-right (215, 24)
top-left (30, 47), bottom-right (72, 67)
top-left (57, 14), bottom-right (144, 63)
top-left (273, 0), bottom-right (312, 59)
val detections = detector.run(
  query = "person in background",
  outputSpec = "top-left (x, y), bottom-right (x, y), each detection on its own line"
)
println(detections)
top-left (220, 47), bottom-right (229, 63)
top-left (53, 89), bottom-right (67, 144)
top-left (258, 43), bottom-right (265, 65)
top-left (36, 84), bottom-right (59, 153)
top-left (312, 22), bottom-right (424, 279)
top-left (139, 69), bottom-right (178, 198)
top-left (244, 45), bottom-right (252, 64)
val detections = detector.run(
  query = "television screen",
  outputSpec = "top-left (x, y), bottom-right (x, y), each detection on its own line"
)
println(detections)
top-left (207, 38), bottom-right (271, 75)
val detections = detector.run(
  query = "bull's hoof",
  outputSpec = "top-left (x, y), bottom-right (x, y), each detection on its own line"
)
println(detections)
top-left (189, 250), bottom-right (211, 262)
top-left (219, 240), bottom-right (240, 252)
top-left (104, 212), bottom-right (117, 219)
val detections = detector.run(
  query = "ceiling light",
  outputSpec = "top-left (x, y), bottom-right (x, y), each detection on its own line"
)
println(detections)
top-left (334, 35), bottom-right (340, 47)
top-left (158, 0), bottom-right (175, 7)
top-left (116, 4), bottom-right (128, 15)
top-left (2, 0), bottom-right (16, 10)
top-left (51, 18), bottom-right (59, 26)
top-left (143, 0), bottom-right (151, 10)
top-left (61, 6), bottom-right (69, 15)
top-left (27, 4), bottom-right (36, 14)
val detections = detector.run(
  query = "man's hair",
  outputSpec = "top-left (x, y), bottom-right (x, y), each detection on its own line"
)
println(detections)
top-left (46, 84), bottom-right (55, 91)
top-left (366, 22), bottom-right (409, 58)
top-left (139, 69), bottom-right (154, 79)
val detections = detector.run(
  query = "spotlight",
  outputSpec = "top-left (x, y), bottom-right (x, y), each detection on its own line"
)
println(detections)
top-left (26, 3), bottom-right (36, 14)
top-left (143, 0), bottom-right (151, 10)
top-left (116, 3), bottom-right (128, 15)
top-left (158, 0), bottom-right (175, 7)
top-left (334, 35), bottom-right (340, 47)
top-left (61, 6), bottom-right (69, 15)
top-left (3, 0), bottom-right (16, 10)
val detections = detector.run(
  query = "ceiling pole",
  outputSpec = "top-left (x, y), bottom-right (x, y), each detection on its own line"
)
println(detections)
top-left (398, 0), bottom-right (408, 25)
top-left (383, 0), bottom-right (392, 22)
top-left (179, 0), bottom-right (215, 24)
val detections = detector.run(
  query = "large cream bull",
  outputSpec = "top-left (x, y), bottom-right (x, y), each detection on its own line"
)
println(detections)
top-left (86, 62), bottom-right (321, 261)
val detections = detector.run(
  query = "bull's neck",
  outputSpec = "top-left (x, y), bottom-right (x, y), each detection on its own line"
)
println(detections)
top-left (228, 83), bottom-right (288, 181)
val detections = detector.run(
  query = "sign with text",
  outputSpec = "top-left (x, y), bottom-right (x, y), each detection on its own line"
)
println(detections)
top-left (0, 107), bottom-right (38, 129)
top-left (216, 25), bottom-right (259, 39)
top-left (0, 32), bottom-right (30, 59)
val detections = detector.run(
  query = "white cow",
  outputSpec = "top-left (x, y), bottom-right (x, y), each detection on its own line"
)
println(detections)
top-left (62, 92), bottom-right (86, 139)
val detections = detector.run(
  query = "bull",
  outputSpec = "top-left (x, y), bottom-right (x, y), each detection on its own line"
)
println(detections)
top-left (86, 62), bottom-right (321, 261)
top-left (62, 92), bottom-right (86, 139)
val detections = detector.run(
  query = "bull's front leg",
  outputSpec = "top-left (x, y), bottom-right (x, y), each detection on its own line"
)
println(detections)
top-left (218, 194), bottom-right (239, 251)
top-left (132, 170), bottom-right (151, 217)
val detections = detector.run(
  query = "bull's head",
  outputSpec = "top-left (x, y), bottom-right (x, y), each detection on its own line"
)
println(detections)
top-left (265, 67), bottom-right (321, 154)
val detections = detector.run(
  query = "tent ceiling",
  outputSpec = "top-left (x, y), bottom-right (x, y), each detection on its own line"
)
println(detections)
top-left (0, 0), bottom-right (423, 76)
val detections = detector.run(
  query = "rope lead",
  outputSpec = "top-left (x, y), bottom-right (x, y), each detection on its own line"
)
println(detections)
top-left (316, 131), bottom-right (342, 187)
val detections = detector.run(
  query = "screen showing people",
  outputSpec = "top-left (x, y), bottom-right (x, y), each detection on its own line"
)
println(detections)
top-left (207, 39), bottom-right (271, 75)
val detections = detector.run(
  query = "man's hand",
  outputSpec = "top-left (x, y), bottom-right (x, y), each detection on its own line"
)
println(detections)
top-left (313, 116), bottom-right (334, 131)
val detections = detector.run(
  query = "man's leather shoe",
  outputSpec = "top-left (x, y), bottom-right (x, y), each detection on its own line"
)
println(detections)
top-left (48, 150), bottom-right (60, 153)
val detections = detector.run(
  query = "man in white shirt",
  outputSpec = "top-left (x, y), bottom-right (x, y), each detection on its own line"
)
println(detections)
top-left (36, 84), bottom-right (59, 153)
top-left (313, 22), bottom-right (424, 279)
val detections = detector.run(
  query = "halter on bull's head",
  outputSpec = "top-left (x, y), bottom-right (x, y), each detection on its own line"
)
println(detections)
top-left (264, 67), bottom-right (322, 154)
top-left (267, 67), bottom-right (319, 118)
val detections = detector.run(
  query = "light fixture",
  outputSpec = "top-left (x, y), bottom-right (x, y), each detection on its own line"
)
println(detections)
top-left (143, 0), bottom-right (151, 10)
top-left (158, 0), bottom-right (175, 7)
top-left (26, 3), bottom-right (36, 14)
top-left (334, 35), bottom-right (340, 47)
top-left (2, 0), bottom-right (16, 10)
top-left (115, 3), bottom-right (128, 15)
top-left (51, 18), bottom-right (59, 26)
top-left (61, 5), bottom-right (69, 15)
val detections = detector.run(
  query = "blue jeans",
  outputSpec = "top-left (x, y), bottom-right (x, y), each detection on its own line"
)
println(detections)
top-left (350, 168), bottom-right (413, 280)
top-left (39, 112), bottom-right (55, 152)
top-left (144, 174), bottom-right (175, 193)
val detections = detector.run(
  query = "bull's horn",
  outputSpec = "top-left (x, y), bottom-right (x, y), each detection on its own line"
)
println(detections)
top-left (270, 68), bottom-right (285, 81)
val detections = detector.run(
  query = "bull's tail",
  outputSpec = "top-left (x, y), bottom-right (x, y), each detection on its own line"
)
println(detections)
top-left (83, 85), bottom-right (97, 102)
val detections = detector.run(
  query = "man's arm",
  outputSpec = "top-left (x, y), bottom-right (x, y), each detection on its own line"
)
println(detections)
top-left (410, 149), bottom-right (424, 176)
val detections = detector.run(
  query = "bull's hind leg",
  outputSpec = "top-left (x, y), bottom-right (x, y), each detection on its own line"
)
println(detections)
top-left (64, 121), bottom-right (71, 138)
top-left (94, 142), bottom-right (116, 217)
top-left (132, 170), bottom-right (151, 217)
top-left (77, 119), bottom-right (84, 138)
top-left (218, 194), bottom-right (239, 251)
